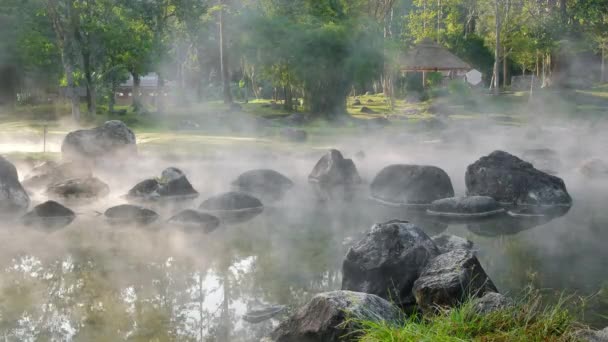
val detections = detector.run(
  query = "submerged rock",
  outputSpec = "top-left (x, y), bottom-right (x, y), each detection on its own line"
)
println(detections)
top-left (62, 120), bottom-right (136, 161)
top-left (465, 151), bottom-right (572, 206)
top-left (22, 161), bottom-right (92, 189)
top-left (473, 292), bottom-right (513, 315)
top-left (199, 191), bottom-right (264, 224)
top-left (522, 148), bottom-right (561, 174)
top-left (231, 169), bottom-right (294, 202)
top-left (0, 156), bottom-right (30, 215)
top-left (46, 177), bottom-right (109, 201)
top-left (22, 201), bottom-right (75, 229)
top-left (168, 209), bottom-right (220, 233)
top-left (427, 196), bottom-right (504, 218)
top-left (104, 204), bottom-right (159, 226)
top-left (127, 167), bottom-right (198, 201)
top-left (243, 304), bottom-right (286, 324)
top-left (308, 149), bottom-right (362, 201)
top-left (342, 220), bottom-right (440, 307)
top-left (271, 291), bottom-right (400, 342)
top-left (370, 164), bottom-right (454, 206)
top-left (412, 249), bottom-right (497, 313)
top-left (431, 233), bottom-right (474, 254)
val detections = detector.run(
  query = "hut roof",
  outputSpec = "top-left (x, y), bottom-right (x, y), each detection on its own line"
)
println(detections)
top-left (399, 39), bottom-right (471, 72)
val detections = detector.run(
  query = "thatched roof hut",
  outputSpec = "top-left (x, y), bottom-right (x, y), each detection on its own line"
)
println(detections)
top-left (399, 39), bottom-right (471, 72)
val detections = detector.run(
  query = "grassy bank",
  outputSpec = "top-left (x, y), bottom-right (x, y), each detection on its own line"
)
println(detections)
top-left (352, 291), bottom-right (587, 342)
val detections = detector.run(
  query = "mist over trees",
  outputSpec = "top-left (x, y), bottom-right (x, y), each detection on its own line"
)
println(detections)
top-left (0, 0), bottom-right (606, 120)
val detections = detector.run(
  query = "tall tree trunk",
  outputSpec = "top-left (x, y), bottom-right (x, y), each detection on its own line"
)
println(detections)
top-left (132, 72), bottom-right (142, 112)
top-left (503, 46), bottom-right (508, 88)
top-left (601, 43), bottom-right (606, 83)
top-left (83, 50), bottom-right (95, 115)
top-left (492, 0), bottom-right (501, 95)
top-left (219, 0), bottom-right (232, 104)
top-left (382, 6), bottom-right (394, 108)
top-left (157, 73), bottom-right (165, 113)
top-left (62, 54), bottom-right (81, 122)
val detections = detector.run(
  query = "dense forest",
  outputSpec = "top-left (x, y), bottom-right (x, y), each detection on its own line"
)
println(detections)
top-left (0, 0), bottom-right (606, 120)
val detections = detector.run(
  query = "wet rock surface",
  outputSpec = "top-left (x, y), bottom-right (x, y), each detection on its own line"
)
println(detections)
top-left (231, 169), bottom-right (293, 202)
top-left (309, 150), bottom-right (362, 201)
top-left (370, 164), bottom-right (454, 206)
top-left (342, 220), bottom-right (440, 307)
top-left (47, 177), bottom-right (109, 201)
top-left (431, 233), bottom-right (474, 254)
top-left (472, 292), bottom-right (513, 315)
top-left (0, 156), bottom-right (30, 214)
top-left (168, 209), bottom-right (220, 233)
top-left (271, 291), bottom-right (400, 342)
top-left (413, 248), bottom-right (497, 313)
top-left (466, 150), bottom-right (572, 206)
top-left (62, 120), bottom-right (136, 161)
top-left (22, 161), bottom-right (92, 189)
top-left (427, 196), bottom-right (504, 218)
top-left (199, 191), bottom-right (264, 224)
top-left (22, 201), bottom-right (75, 229)
top-left (104, 204), bottom-right (159, 226)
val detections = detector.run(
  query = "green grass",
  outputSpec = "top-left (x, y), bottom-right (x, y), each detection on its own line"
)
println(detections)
top-left (352, 291), bottom-right (586, 342)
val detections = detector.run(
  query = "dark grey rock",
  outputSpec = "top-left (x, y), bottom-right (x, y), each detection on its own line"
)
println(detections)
top-left (309, 150), bottom-right (362, 201)
top-left (22, 161), bottom-right (92, 189)
top-left (413, 249), bottom-right (498, 313)
top-left (472, 292), bottom-right (513, 315)
top-left (281, 128), bottom-right (307, 142)
top-left (168, 209), bottom-right (220, 233)
top-left (427, 196), bottom-right (504, 218)
top-left (231, 169), bottom-right (293, 202)
top-left (370, 164), bottom-right (454, 206)
top-left (352, 99), bottom-right (362, 106)
top-left (432, 234), bottom-right (474, 254)
top-left (342, 220), bottom-right (440, 307)
top-left (0, 156), bottom-right (30, 214)
top-left (47, 177), bottom-right (109, 201)
top-left (360, 106), bottom-right (376, 114)
top-left (22, 201), bottom-right (75, 229)
top-left (104, 204), bottom-right (159, 226)
top-left (522, 148), bottom-right (561, 174)
top-left (127, 167), bottom-right (198, 201)
top-left (61, 120), bottom-right (136, 161)
top-left (199, 191), bottom-right (264, 224)
top-left (271, 291), bottom-right (400, 342)
top-left (465, 151), bottom-right (572, 206)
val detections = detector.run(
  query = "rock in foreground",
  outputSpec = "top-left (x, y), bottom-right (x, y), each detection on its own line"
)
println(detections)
top-left (427, 196), bottom-right (504, 218)
top-left (104, 204), bottom-right (159, 226)
top-left (127, 167), bottom-right (198, 201)
top-left (465, 151), bottom-right (571, 206)
top-left (473, 292), bottom-right (513, 315)
top-left (308, 149), bottom-right (361, 201)
top-left (342, 220), bottom-right (439, 307)
top-left (431, 233), bottom-right (474, 254)
top-left (22, 201), bottom-right (75, 229)
top-left (271, 291), bottom-right (400, 342)
top-left (413, 249), bottom-right (497, 313)
top-left (0, 156), bottom-right (30, 215)
top-left (62, 120), bottom-right (136, 161)
top-left (370, 164), bottom-right (454, 206)
top-left (168, 209), bottom-right (220, 233)
top-left (199, 191), bottom-right (263, 224)
top-left (232, 169), bottom-right (293, 202)
top-left (47, 177), bottom-right (109, 201)
top-left (22, 161), bottom-right (92, 189)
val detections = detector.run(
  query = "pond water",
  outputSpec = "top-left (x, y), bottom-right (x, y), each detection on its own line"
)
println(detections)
top-left (1, 122), bottom-right (608, 341)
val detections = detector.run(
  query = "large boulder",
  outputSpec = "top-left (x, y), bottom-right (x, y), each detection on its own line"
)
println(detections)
top-left (199, 191), bottom-right (264, 224)
top-left (168, 209), bottom-right (220, 233)
top-left (62, 120), bottom-right (136, 161)
top-left (22, 200), bottom-right (75, 230)
top-left (412, 249), bottom-right (497, 313)
top-left (22, 161), bottom-right (92, 189)
top-left (431, 233), bottom-right (474, 254)
top-left (0, 156), bottom-right (30, 214)
top-left (472, 292), bottom-right (513, 315)
top-left (47, 177), bottom-right (109, 201)
top-left (231, 169), bottom-right (294, 202)
top-left (271, 291), bottom-right (400, 342)
top-left (342, 220), bottom-right (440, 307)
top-left (521, 148), bottom-right (561, 174)
top-left (427, 196), bottom-right (504, 218)
top-left (309, 150), bottom-right (362, 201)
top-left (465, 151), bottom-right (572, 206)
top-left (370, 165), bottom-right (454, 206)
top-left (127, 167), bottom-right (198, 201)
top-left (104, 204), bottom-right (159, 226)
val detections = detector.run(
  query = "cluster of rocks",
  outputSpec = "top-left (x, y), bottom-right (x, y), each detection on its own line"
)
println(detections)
top-left (127, 167), bottom-right (199, 202)
top-left (271, 220), bottom-right (507, 341)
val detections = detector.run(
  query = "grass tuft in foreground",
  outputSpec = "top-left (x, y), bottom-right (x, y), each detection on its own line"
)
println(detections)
top-left (352, 290), bottom-right (586, 342)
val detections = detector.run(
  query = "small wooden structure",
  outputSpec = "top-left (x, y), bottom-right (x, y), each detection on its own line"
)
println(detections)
top-left (399, 39), bottom-right (471, 86)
